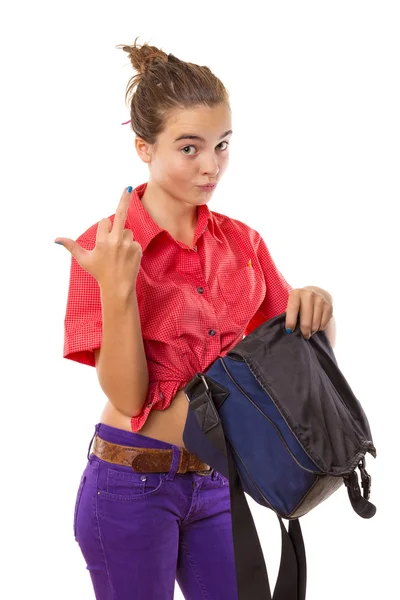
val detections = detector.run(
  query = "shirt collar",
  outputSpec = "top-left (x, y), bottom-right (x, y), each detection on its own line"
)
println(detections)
top-left (126, 182), bottom-right (223, 252)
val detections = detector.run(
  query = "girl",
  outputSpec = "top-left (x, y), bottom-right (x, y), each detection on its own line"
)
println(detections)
top-left (55, 39), bottom-right (334, 600)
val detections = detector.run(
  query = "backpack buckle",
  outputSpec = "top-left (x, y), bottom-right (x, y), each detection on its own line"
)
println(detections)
top-left (358, 457), bottom-right (371, 500)
top-left (343, 470), bottom-right (361, 499)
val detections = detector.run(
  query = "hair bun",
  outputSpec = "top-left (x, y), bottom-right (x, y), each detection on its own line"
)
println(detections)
top-left (117, 37), bottom-right (168, 76)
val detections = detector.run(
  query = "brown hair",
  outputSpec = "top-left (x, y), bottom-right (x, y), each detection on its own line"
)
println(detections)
top-left (115, 37), bottom-right (230, 144)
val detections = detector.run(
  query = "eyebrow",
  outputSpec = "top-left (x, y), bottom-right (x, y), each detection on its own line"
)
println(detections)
top-left (173, 130), bottom-right (233, 143)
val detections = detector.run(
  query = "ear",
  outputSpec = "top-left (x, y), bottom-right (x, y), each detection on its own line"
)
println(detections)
top-left (135, 136), bottom-right (153, 164)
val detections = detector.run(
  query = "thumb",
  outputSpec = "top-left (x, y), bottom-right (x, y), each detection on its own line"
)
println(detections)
top-left (54, 238), bottom-right (88, 265)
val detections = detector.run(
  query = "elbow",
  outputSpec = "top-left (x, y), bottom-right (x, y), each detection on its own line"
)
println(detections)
top-left (93, 348), bottom-right (149, 417)
top-left (104, 387), bottom-right (148, 418)
top-left (97, 375), bottom-right (149, 418)
top-left (116, 403), bottom-right (143, 419)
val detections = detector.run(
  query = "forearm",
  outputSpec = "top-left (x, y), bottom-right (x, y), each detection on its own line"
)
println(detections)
top-left (97, 288), bottom-right (149, 417)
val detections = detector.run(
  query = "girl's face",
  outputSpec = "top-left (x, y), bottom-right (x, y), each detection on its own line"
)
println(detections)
top-left (135, 103), bottom-right (232, 206)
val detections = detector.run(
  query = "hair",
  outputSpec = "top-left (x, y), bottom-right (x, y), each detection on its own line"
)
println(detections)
top-left (115, 37), bottom-right (230, 144)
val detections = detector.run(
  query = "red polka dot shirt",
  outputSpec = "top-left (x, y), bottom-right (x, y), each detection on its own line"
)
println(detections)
top-left (62, 182), bottom-right (293, 431)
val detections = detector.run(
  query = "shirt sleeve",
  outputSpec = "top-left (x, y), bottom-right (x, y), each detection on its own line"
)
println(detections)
top-left (244, 232), bottom-right (293, 337)
top-left (63, 230), bottom-right (102, 367)
top-left (130, 379), bottom-right (187, 432)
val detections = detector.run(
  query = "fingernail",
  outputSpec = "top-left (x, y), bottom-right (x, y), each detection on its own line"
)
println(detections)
top-left (54, 240), bottom-right (64, 245)
top-left (286, 328), bottom-right (292, 334)
top-left (127, 186), bottom-right (133, 193)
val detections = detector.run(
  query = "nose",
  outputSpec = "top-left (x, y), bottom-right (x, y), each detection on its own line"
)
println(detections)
top-left (201, 154), bottom-right (220, 178)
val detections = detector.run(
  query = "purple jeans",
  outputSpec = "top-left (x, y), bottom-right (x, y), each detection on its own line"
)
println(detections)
top-left (73, 423), bottom-right (239, 599)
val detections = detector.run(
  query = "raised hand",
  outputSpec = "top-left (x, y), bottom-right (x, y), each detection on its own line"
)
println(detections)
top-left (55, 187), bottom-right (142, 298)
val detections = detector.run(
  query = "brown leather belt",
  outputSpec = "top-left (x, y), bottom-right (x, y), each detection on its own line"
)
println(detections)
top-left (92, 435), bottom-right (213, 475)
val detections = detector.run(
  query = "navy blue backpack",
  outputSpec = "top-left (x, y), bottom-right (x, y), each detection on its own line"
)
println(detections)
top-left (183, 311), bottom-right (376, 600)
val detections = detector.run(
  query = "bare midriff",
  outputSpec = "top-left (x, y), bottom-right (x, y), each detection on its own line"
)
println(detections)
top-left (99, 388), bottom-right (189, 449)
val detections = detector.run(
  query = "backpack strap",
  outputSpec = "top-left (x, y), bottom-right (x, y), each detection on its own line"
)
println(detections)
top-left (272, 517), bottom-right (306, 600)
top-left (225, 439), bottom-right (273, 599)
top-left (206, 404), bottom-right (306, 599)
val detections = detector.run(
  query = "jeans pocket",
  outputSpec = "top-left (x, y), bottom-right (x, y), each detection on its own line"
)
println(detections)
top-left (73, 474), bottom-right (87, 539)
top-left (215, 471), bottom-right (229, 486)
top-left (204, 471), bottom-right (229, 488)
top-left (102, 467), bottom-right (165, 501)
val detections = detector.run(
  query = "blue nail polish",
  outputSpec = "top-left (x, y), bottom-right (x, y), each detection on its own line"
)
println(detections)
top-left (127, 186), bottom-right (133, 193)
top-left (286, 328), bottom-right (292, 334)
top-left (55, 241), bottom-right (64, 245)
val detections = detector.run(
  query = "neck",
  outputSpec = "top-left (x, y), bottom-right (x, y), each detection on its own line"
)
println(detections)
top-left (140, 180), bottom-right (198, 238)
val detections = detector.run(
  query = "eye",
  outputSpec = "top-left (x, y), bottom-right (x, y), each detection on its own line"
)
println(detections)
top-left (181, 145), bottom-right (197, 156)
top-left (181, 141), bottom-right (230, 156)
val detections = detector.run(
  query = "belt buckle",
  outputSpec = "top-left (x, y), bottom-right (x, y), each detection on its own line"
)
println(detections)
top-left (196, 466), bottom-right (214, 476)
top-left (181, 447), bottom-right (213, 476)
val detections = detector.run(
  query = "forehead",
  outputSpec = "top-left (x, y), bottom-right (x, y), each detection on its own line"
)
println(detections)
top-left (165, 104), bottom-right (232, 137)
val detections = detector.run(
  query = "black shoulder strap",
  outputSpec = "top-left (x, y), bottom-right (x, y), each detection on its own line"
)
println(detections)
top-left (225, 438), bottom-right (272, 598)
top-left (220, 423), bottom-right (307, 599)
top-left (273, 517), bottom-right (307, 600)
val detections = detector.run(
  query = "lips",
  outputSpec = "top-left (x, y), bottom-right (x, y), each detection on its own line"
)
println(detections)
top-left (198, 184), bottom-right (216, 190)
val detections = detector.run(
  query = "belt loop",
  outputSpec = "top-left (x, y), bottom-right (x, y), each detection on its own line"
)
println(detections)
top-left (165, 446), bottom-right (181, 481)
top-left (87, 423), bottom-right (100, 460)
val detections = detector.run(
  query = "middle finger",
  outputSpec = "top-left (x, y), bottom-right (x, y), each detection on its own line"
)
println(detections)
top-left (310, 298), bottom-right (325, 336)
top-left (110, 187), bottom-right (133, 239)
top-left (299, 290), bottom-right (315, 338)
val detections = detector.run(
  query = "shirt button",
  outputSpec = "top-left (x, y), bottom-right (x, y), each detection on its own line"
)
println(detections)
top-left (197, 287), bottom-right (204, 294)
top-left (193, 245), bottom-right (198, 252)
top-left (159, 392), bottom-right (164, 400)
top-left (208, 329), bottom-right (216, 336)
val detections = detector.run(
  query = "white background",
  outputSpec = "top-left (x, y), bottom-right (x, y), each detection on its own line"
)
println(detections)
top-left (2, 1), bottom-right (399, 598)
